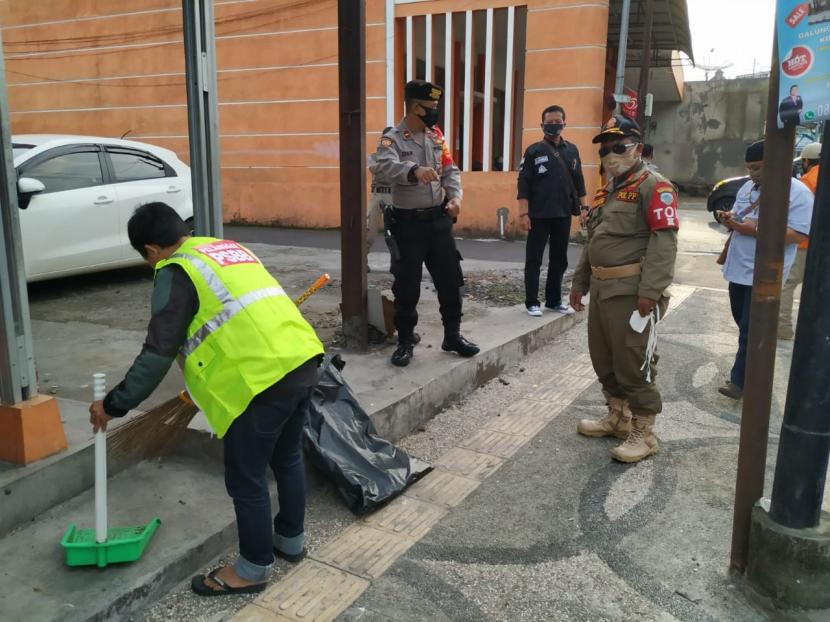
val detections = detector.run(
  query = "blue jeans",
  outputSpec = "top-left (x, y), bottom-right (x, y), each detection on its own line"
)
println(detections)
top-left (729, 283), bottom-right (753, 389)
top-left (223, 381), bottom-right (312, 582)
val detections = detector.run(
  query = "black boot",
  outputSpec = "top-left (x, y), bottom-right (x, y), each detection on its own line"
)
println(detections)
top-left (391, 341), bottom-right (415, 367)
top-left (442, 332), bottom-right (479, 358)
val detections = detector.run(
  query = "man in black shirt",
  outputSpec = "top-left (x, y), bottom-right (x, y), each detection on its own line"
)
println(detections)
top-left (517, 105), bottom-right (587, 316)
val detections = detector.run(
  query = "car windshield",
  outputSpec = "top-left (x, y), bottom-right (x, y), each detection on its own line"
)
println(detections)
top-left (12, 143), bottom-right (34, 159)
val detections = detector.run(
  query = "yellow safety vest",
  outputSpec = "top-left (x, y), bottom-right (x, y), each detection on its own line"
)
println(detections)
top-left (156, 237), bottom-right (324, 438)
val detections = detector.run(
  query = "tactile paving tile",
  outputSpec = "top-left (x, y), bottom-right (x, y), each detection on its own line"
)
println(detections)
top-left (313, 524), bottom-right (415, 579)
top-left (361, 495), bottom-right (447, 539)
top-left (249, 560), bottom-right (369, 622)
top-left (233, 604), bottom-right (293, 622)
top-left (526, 377), bottom-right (595, 403)
top-left (494, 398), bottom-right (569, 422)
top-left (460, 428), bottom-right (530, 458)
top-left (557, 360), bottom-right (596, 377)
top-left (483, 412), bottom-right (549, 437)
top-left (403, 470), bottom-right (481, 507)
top-left (433, 446), bottom-right (504, 480)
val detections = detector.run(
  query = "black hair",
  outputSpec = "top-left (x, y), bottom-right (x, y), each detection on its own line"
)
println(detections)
top-left (791, 85), bottom-right (798, 92)
top-left (541, 105), bottom-right (566, 122)
top-left (642, 144), bottom-right (654, 158)
top-left (128, 202), bottom-right (190, 257)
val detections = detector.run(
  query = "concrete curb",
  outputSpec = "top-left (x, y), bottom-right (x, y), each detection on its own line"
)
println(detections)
top-left (370, 312), bottom-right (583, 442)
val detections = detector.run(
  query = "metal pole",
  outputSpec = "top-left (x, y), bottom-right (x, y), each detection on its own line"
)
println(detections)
top-left (730, 33), bottom-right (796, 571)
top-left (338, 0), bottom-right (368, 350)
top-left (768, 121), bottom-right (830, 529)
top-left (636, 0), bottom-right (654, 130)
top-left (614, 0), bottom-right (632, 113)
top-left (182, 0), bottom-right (223, 237)
top-left (0, 28), bottom-right (36, 404)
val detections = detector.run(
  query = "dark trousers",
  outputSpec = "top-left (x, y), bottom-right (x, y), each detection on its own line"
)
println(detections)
top-left (391, 212), bottom-right (464, 342)
top-left (729, 282), bottom-right (753, 389)
top-left (524, 217), bottom-right (572, 308)
top-left (223, 380), bottom-right (313, 568)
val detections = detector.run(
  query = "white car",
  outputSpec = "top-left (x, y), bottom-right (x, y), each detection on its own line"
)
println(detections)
top-left (12, 134), bottom-right (194, 282)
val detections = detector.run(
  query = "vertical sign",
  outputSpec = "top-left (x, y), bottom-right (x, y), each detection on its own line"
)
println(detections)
top-left (777, 1), bottom-right (830, 127)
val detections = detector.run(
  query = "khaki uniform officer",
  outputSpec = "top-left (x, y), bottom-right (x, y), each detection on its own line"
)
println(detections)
top-left (569, 115), bottom-right (679, 464)
top-left (370, 79), bottom-right (478, 367)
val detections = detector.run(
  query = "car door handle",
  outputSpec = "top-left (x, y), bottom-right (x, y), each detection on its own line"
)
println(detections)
top-left (167, 186), bottom-right (182, 194)
top-left (94, 196), bottom-right (114, 205)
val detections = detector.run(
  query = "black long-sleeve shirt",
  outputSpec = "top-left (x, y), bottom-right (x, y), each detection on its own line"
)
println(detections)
top-left (517, 139), bottom-right (586, 219)
top-left (103, 265), bottom-right (197, 416)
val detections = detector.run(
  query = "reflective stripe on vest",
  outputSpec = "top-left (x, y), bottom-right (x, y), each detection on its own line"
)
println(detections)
top-left (171, 252), bottom-right (288, 357)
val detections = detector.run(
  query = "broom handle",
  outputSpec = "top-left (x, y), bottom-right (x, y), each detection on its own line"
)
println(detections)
top-left (93, 373), bottom-right (107, 543)
top-left (294, 273), bottom-right (330, 306)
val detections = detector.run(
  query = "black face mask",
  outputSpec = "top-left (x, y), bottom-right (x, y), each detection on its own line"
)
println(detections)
top-left (418, 107), bottom-right (440, 128)
top-left (543, 123), bottom-right (564, 138)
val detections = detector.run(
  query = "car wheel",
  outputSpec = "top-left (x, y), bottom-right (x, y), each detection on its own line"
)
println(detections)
top-left (712, 197), bottom-right (735, 223)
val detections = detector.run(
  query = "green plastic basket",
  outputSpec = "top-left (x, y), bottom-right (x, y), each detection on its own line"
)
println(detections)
top-left (61, 518), bottom-right (161, 567)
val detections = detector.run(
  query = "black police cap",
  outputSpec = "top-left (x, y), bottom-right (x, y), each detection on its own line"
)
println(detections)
top-left (405, 80), bottom-right (443, 102)
top-left (592, 114), bottom-right (642, 144)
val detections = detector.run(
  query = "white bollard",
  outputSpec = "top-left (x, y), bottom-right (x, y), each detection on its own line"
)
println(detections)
top-left (93, 373), bottom-right (108, 544)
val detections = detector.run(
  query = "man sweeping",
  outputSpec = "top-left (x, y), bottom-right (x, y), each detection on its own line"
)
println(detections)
top-left (88, 202), bottom-right (324, 596)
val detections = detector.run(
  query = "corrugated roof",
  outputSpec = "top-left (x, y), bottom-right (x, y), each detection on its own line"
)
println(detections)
top-left (607, 0), bottom-right (694, 66)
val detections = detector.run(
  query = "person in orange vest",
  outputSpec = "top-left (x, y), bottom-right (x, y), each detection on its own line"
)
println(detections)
top-left (779, 141), bottom-right (820, 340)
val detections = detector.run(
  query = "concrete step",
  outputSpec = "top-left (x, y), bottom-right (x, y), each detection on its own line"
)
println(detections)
top-left (0, 452), bottom-right (244, 622)
top-left (0, 398), bottom-right (138, 538)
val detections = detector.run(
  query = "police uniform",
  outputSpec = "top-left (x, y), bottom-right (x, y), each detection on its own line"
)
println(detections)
top-left (572, 115), bottom-right (679, 463)
top-left (369, 80), bottom-right (477, 366)
top-left (366, 127), bottom-right (394, 262)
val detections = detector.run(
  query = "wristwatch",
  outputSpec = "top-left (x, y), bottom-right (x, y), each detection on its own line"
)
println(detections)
top-left (407, 165), bottom-right (420, 183)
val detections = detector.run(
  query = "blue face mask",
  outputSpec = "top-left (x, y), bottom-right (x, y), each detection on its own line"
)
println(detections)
top-left (543, 123), bottom-right (564, 138)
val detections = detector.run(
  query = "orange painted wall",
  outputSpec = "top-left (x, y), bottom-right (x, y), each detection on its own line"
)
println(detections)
top-left (0, 0), bottom-right (610, 234)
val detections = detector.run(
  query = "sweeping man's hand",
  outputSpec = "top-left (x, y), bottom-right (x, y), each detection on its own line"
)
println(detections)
top-left (89, 400), bottom-right (113, 433)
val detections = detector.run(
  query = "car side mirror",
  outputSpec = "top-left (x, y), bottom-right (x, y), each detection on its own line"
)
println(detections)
top-left (17, 177), bottom-right (45, 209)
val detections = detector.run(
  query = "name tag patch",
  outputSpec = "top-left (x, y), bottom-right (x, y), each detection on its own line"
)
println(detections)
top-left (534, 155), bottom-right (549, 165)
top-left (195, 241), bottom-right (258, 267)
top-left (616, 191), bottom-right (639, 202)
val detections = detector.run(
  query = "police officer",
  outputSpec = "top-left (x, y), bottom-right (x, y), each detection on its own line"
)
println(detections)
top-left (569, 115), bottom-right (679, 463)
top-left (370, 79), bottom-right (479, 367)
top-left (366, 127), bottom-right (394, 268)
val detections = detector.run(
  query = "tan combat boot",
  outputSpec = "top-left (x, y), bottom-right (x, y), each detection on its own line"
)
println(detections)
top-left (577, 397), bottom-right (632, 440)
top-left (610, 414), bottom-right (659, 463)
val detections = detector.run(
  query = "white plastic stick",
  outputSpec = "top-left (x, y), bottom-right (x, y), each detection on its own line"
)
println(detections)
top-left (93, 373), bottom-right (107, 543)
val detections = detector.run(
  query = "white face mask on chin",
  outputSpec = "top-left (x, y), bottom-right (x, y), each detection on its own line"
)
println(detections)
top-left (602, 151), bottom-right (640, 178)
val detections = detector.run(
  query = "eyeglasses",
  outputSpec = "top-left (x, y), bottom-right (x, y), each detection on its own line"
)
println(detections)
top-left (598, 143), bottom-right (638, 157)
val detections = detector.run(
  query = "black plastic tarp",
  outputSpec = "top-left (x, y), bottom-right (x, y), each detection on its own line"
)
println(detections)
top-left (303, 354), bottom-right (432, 515)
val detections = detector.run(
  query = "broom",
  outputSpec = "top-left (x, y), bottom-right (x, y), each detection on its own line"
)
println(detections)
top-left (108, 273), bottom-right (331, 462)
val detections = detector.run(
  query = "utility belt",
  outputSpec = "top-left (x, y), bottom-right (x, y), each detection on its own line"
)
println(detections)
top-left (392, 205), bottom-right (446, 221)
top-left (590, 261), bottom-right (642, 280)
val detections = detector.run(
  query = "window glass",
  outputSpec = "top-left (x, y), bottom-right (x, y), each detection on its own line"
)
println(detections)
top-left (23, 151), bottom-right (103, 193)
top-left (108, 149), bottom-right (168, 182)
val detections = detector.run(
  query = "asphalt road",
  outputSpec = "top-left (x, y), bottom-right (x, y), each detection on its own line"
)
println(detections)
top-left (225, 224), bottom-right (585, 266)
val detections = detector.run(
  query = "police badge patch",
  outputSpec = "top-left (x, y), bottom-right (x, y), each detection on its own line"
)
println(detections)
top-left (380, 137), bottom-right (393, 148)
